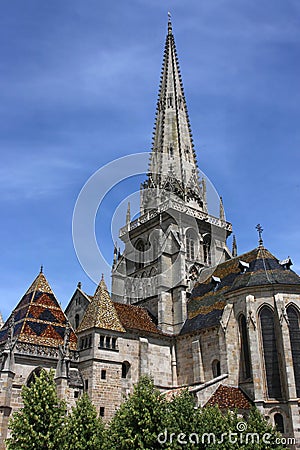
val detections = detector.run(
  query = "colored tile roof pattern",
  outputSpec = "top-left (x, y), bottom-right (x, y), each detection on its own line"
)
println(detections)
top-left (0, 271), bottom-right (77, 349)
top-left (113, 302), bottom-right (161, 334)
top-left (182, 246), bottom-right (300, 334)
top-left (205, 385), bottom-right (252, 410)
top-left (180, 308), bottom-right (224, 335)
top-left (77, 276), bottom-right (126, 333)
top-left (192, 247), bottom-right (300, 306)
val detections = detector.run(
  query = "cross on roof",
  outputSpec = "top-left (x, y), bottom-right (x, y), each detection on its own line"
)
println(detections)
top-left (256, 224), bottom-right (264, 247)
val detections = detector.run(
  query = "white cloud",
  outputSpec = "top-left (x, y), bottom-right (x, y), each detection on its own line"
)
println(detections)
top-left (0, 152), bottom-right (80, 200)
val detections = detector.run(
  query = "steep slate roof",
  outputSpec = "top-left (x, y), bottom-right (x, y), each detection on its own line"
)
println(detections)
top-left (113, 302), bottom-right (161, 334)
top-left (181, 246), bottom-right (300, 335)
top-left (205, 385), bottom-right (252, 410)
top-left (0, 271), bottom-right (77, 349)
top-left (77, 276), bottom-right (125, 333)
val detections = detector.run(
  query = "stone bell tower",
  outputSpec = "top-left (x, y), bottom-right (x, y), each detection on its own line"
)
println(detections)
top-left (112, 16), bottom-right (232, 334)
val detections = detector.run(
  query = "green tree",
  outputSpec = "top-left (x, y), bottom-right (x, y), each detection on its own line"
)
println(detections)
top-left (243, 407), bottom-right (287, 450)
top-left (105, 376), bottom-right (167, 450)
top-left (62, 393), bottom-right (104, 450)
top-left (163, 389), bottom-right (198, 449)
top-left (194, 405), bottom-right (287, 450)
top-left (7, 369), bottom-right (66, 450)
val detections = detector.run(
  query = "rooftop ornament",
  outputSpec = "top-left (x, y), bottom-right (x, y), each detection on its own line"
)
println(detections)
top-left (256, 224), bottom-right (264, 247)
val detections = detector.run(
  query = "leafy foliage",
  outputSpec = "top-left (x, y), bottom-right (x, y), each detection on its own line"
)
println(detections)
top-left (62, 393), bottom-right (104, 450)
top-left (7, 369), bottom-right (66, 450)
top-left (163, 389), bottom-right (198, 449)
top-left (6, 371), bottom-right (287, 450)
top-left (105, 377), bottom-right (287, 450)
top-left (105, 376), bottom-right (167, 449)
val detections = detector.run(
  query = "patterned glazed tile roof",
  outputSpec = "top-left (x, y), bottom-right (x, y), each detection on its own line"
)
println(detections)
top-left (113, 302), bottom-right (161, 334)
top-left (0, 271), bottom-right (77, 349)
top-left (187, 246), bottom-right (300, 324)
top-left (77, 276), bottom-right (125, 333)
top-left (205, 385), bottom-right (252, 410)
top-left (180, 308), bottom-right (224, 335)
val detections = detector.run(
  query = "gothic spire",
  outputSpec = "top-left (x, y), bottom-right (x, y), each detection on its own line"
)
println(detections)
top-left (145, 16), bottom-right (202, 208)
top-left (232, 235), bottom-right (238, 257)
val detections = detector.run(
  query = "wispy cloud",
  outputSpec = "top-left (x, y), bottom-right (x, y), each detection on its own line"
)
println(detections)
top-left (0, 152), bottom-right (80, 200)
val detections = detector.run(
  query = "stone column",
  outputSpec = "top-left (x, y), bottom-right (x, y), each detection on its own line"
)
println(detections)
top-left (0, 370), bottom-right (15, 450)
top-left (139, 337), bottom-right (149, 376)
top-left (171, 344), bottom-right (178, 387)
top-left (245, 294), bottom-right (264, 401)
top-left (192, 339), bottom-right (204, 383)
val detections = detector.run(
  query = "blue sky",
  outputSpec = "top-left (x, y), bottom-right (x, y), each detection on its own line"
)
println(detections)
top-left (1, 0), bottom-right (300, 319)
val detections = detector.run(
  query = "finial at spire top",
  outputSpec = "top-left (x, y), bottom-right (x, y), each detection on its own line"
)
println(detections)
top-left (167, 11), bottom-right (173, 34)
top-left (40, 264), bottom-right (43, 274)
top-left (101, 273), bottom-right (104, 281)
top-left (256, 224), bottom-right (264, 247)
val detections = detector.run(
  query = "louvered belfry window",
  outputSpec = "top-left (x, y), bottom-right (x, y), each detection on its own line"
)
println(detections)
top-left (260, 306), bottom-right (282, 399)
top-left (287, 305), bottom-right (300, 397)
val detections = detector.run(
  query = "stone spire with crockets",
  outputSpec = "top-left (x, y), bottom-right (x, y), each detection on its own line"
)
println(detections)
top-left (142, 15), bottom-right (204, 211)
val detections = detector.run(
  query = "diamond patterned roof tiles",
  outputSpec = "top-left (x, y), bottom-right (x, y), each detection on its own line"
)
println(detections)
top-left (0, 271), bottom-right (77, 349)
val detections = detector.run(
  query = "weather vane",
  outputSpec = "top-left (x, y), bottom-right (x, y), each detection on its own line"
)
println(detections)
top-left (256, 224), bottom-right (264, 247)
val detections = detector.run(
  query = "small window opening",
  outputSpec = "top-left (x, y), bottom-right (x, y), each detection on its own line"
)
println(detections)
top-left (122, 361), bottom-right (130, 379)
top-left (100, 407), bottom-right (105, 417)
top-left (100, 335), bottom-right (104, 348)
top-left (274, 413), bottom-right (285, 433)
top-left (212, 359), bottom-right (221, 378)
top-left (101, 370), bottom-right (106, 380)
top-left (75, 314), bottom-right (80, 329)
top-left (85, 379), bottom-right (89, 391)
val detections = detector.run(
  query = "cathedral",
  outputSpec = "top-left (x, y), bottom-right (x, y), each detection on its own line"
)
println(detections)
top-left (1, 17), bottom-right (300, 448)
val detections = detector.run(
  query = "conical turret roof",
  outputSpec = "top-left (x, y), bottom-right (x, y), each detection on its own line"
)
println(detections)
top-left (0, 269), bottom-right (77, 349)
top-left (77, 276), bottom-right (125, 333)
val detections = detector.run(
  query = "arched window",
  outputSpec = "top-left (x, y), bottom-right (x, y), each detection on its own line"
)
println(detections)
top-left (260, 307), bottom-right (282, 399)
top-left (274, 413), bottom-right (285, 433)
top-left (75, 314), bottom-right (80, 329)
top-left (186, 238), bottom-right (195, 260)
top-left (121, 361), bottom-right (130, 379)
top-left (27, 367), bottom-right (43, 386)
top-left (186, 230), bottom-right (197, 261)
top-left (239, 314), bottom-right (252, 380)
top-left (212, 359), bottom-right (221, 378)
top-left (287, 305), bottom-right (300, 397)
